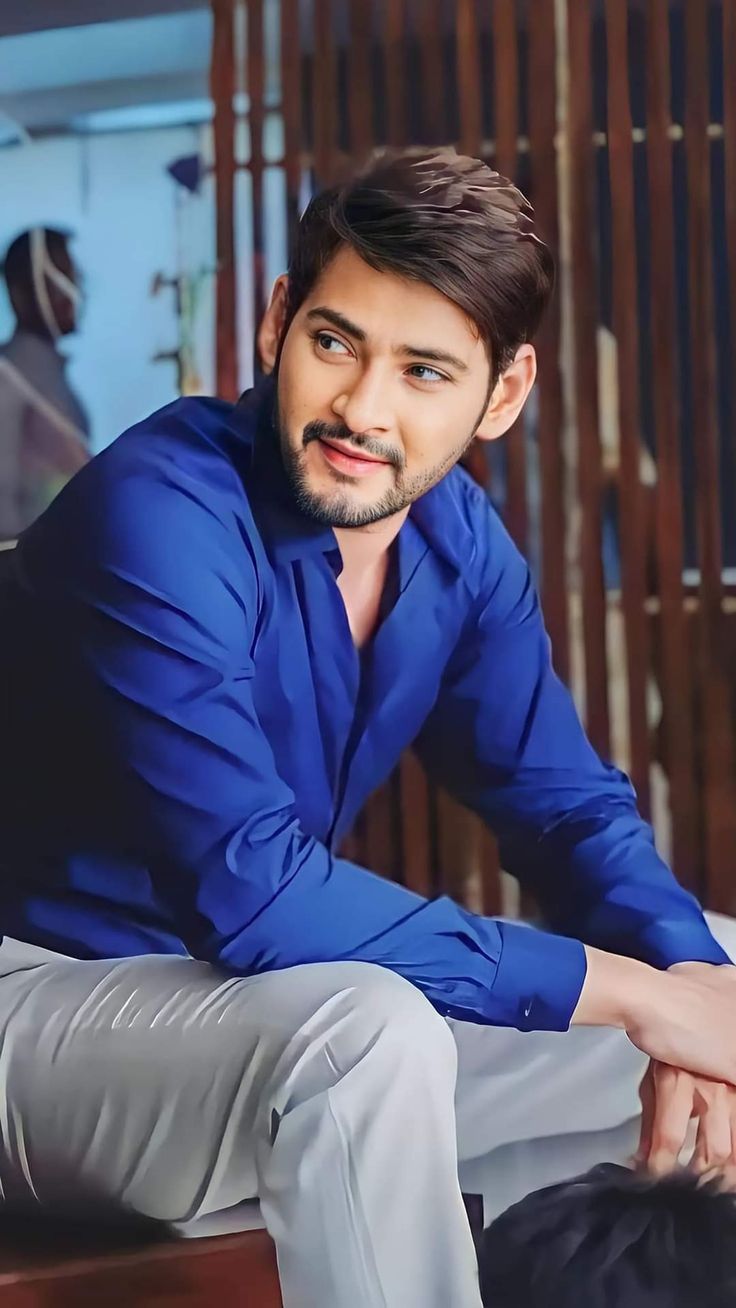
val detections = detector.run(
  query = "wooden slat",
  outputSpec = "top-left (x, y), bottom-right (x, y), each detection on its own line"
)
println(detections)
top-left (683, 0), bottom-right (736, 910)
top-left (416, 0), bottom-right (445, 143)
top-left (725, 0), bottom-right (736, 485)
top-left (384, 0), bottom-right (408, 147)
top-left (644, 0), bottom-right (699, 887)
top-left (348, 0), bottom-right (374, 162)
top-left (246, 0), bottom-right (267, 345)
top-left (313, 0), bottom-right (338, 185)
top-left (280, 0), bottom-right (302, 252)
top-left (527, 0), bottom-right (570, 683)
top-left (603, 0), bottom-right (650, 812)
top-left (456, 0), bottom-right (482, 156)
top-left (399, 750), bottom-right (433, 896)
top-left (566, 0), bottom-right (610, 755)
top-left (210, 0), bottom-right (238, 400)
top-left (492, 0), bottom-right (528, 557)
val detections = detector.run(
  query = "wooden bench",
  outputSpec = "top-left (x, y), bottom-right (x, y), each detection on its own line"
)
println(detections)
top-left (0, 1217), bottom-right (282, 1306)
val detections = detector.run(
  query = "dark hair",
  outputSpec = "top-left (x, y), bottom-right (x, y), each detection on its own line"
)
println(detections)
top-left (2, 227), bottom-right (72, 295)
top-left (287, 148), bottom-right (554, 383)
top-left (479, 1164), bottom-right (736, 1308)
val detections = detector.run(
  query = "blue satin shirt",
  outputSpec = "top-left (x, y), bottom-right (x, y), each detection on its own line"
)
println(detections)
top-left (0, 383), bottom-right (727, 1030)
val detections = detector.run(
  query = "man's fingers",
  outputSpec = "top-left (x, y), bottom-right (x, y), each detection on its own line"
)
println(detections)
top-left (692, 1082), bottom-right (733, 1173)
top-left (647, 1065), bottom-right (694, 1175)
top-left (635, 1063), bottom-right (655, 1166)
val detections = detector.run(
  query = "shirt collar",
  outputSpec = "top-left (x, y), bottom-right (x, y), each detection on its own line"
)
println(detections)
top-left (234, 376), bottom-right (475, 578)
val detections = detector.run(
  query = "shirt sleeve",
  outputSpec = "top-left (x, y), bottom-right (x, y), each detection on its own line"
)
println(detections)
top-left (23, 453), bottom-right (585, 1032)
top-left (414, 491), bottom-right (729, 992)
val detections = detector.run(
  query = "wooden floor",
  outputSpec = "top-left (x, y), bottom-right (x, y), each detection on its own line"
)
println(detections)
top-left (0, 1217), bottom-right (282, 1306)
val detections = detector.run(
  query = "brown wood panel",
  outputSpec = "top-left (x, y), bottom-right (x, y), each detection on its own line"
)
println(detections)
top-left (725, 0), bottom-right (736, 475)
top-left (683, 0), bottom-right (736, 909)
top-left (399, 750), bottom-right (432, 896)
top-left (0, 1225), bottom-right (281, 1308)
top-left (210, 0), bottom-right (238, 400)
top-left (384, 0), bottom-right (408, 147)
top-left (527, 0), bottom-right (570, 683)
top-left (313, 0), bottom-right (338, 185)
top-left (348, 0), bottom-right (374, 162)
top-left (415, 0), bottom-right (445, 143)
top-left (280, 0), bottom-right (302, 251)
top-left (456, 0), bottom-right (482, 156)
top-left (566, 0), bottom-right (610, 756)
top-left (603, 0), bottom-right (650, 813)
top-left (492, 0), bottom-right (528, 557)
top-left (644, 0), bottom-right (699, 888)
top-left (247, 0), bottom-right (267, 343)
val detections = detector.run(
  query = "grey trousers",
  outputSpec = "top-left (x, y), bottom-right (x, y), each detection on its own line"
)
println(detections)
top-left (3, 921), bottom-right (728, 1308)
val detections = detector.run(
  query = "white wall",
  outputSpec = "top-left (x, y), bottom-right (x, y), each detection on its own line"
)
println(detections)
top-left (0, 125), bottom-right (216, 452)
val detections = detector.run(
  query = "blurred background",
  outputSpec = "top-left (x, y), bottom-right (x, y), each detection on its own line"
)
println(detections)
top-left (2, 0), bottom-right (734, 917)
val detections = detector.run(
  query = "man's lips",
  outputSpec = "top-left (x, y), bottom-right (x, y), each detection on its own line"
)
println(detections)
top-left (318, 437), bottom-right (391, 465)
top-left (316, 438), bottom-right (393, 477)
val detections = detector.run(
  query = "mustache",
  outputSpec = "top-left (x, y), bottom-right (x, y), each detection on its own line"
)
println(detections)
top-left (303, 420), bottom-right (404, 470)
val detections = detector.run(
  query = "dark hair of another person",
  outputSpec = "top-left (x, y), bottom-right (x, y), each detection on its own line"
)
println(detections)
top-left (2, 228), bottom-right (71, 297)
top-left (286, 148), bottom-right (555, 385)
top-left (479, 1163), bottom-right (736, 1308)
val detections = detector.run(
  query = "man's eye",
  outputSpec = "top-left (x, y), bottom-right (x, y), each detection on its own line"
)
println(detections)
top-left (408, 364), bottom-right (447, 384)
top-left (315, 332), bottom-right (349, 355)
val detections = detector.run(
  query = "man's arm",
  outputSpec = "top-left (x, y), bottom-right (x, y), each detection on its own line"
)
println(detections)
top-left (414, 488), bottom-right (728, 973)
top-left (22, 446), bottom-right (588, 1031)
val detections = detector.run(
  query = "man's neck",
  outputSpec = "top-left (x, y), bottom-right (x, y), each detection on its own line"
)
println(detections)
top-left (333, 508), bottom-right (409, 585)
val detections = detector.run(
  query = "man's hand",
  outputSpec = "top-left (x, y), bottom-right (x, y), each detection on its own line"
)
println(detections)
top-left (637, 1060), bottom-right (736, 1180)
top-left (574, 947), bottom-right (736, 1086)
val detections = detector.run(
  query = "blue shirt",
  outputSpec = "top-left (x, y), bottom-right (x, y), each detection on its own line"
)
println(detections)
top-left (0, 383), bottom-right (727, 1030)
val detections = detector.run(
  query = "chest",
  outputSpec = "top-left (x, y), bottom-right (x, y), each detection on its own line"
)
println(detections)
top-left (250, 549), bottom-right (468, 844)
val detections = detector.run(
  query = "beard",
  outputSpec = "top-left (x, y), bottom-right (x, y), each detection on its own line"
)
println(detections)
top-left (275, 407), bottom-right (478, 530)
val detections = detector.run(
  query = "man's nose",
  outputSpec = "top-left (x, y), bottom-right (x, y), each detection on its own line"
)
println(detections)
top-left (331, 369), bottom-right (394, 437)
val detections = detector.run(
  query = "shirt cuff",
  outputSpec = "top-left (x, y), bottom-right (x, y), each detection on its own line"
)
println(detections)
top-left (488, 920), bottom-right (588, 1032)
top-left (637, 918), bottom-right (732, 970)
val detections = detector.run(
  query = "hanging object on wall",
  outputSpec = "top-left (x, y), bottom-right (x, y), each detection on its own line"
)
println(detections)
top-left (151, 152), bottom-right (215, 395)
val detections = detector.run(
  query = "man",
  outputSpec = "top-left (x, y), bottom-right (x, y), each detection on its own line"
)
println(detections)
top-left (0, 151), bottom-right (735, 1308)
top-left (0, 227), bottom-right (90, 542)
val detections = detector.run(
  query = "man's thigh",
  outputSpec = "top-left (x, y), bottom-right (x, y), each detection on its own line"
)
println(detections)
top-left (0, 949), bottom-right (393, 1222)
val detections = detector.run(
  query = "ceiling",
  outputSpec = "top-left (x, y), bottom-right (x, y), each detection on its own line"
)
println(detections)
top-left (0, 1), bottom-right (213, 138)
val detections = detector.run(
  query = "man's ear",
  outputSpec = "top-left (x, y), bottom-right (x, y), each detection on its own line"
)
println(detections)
top-left (257, 274), bottom-right (289, 374)
top-left (475, 345), bottom-right (537, 442)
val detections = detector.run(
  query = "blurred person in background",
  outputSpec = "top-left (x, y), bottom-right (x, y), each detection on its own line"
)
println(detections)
top-left (0, 227), bottom-right (90, 542)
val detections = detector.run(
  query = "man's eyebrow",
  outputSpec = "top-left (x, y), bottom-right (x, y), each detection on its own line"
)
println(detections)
top-left (306, 307), bottom-right (367, 341)
top-left (397, 344), bottom-right (469, 372)
top-left (306, 305), bottom-right (469, 372)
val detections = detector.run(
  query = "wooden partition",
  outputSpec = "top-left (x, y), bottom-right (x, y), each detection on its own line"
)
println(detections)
top-left (210, 0), bottom-right (736, 913)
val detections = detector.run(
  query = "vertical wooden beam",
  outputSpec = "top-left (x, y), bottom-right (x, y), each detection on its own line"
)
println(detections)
top-left (247, 0), bottom-right (266, 350)
top-left (349, 0), bottom-right (374, 163)
top-left (566, 0), bottom-right (610, 755)
top-left (644, 0), bottom-right (699, 887)
top-left (683, 0), bottom-right (736, 909)
top-left (384, 0), bottom-right (408, 147)
top-left (493, 0), bottom-right (528, 557)
top-left (280, 0), bottom-right (302, 253)
top-left (603, 0), bottom-right (651, 812)
top-left (724, 0), bottom-right (736, 488)
top-left (313, 0), bottom-right (338, 185)
top-left (456, 0), bottom-right (482, 156)
top-left (528, 0), bottom-right (570, 683)
top-left (211, 0), bottom-right (238, 400)
top-left (417, 0), bottom-right (445, 143)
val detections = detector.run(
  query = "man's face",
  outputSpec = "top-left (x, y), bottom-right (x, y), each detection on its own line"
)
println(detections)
top-left (273, 246), bottom-right (494, 528)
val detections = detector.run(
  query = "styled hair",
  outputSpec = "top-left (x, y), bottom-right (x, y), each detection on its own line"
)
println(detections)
top-left (287, 148), bottom-right (554, 383)
top-left (479, 1164), bottom-right (736, 1308)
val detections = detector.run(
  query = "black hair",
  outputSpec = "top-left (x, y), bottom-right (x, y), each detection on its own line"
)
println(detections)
top-left (479, 1164), bottom-right (736, 1308)
top-left (2, 227), bottom-right (72, 295)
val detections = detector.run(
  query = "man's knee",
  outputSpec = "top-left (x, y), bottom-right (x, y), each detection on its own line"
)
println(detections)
top-left (264, 962), bottom-right (457, 1112)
